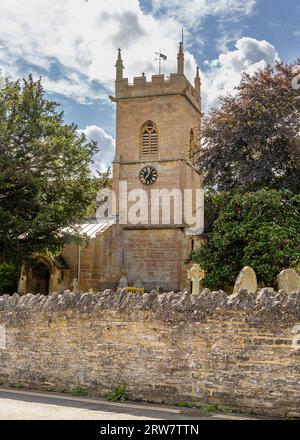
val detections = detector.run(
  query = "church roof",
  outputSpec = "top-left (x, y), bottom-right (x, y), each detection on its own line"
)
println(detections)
top-left (62, 220), bottom-right (115, 238)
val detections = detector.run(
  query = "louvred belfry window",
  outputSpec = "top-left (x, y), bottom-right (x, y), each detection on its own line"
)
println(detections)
top-left (141, 121), bottom-right (158, 157)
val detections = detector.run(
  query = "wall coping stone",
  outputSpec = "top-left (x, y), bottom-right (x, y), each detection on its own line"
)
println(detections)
top-left (0, 289), bottom-right (299, 323)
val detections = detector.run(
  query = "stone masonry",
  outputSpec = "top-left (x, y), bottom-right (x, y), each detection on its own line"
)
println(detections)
top-left (0, 289), bottom-right (300, 418)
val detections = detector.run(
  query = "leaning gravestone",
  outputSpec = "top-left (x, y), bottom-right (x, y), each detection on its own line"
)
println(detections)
top-left (233, 266), bottom-right (257, 294)
top-left (277, 269), bottom-right (300, 293)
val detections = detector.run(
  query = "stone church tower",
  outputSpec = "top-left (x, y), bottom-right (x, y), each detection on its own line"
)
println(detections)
top-left (18, 43), bottom-right (203, 295)
top-left (111, 43), bottom-right (203, 291)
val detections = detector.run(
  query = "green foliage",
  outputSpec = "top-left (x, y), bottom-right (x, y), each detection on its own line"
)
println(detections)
top-left (173, 401), bottom-right (217, 413)
top-left (192, 189), bottom-right (300, 289)
top-left (107, 384), bottom-right (128, 402)
top-left (0, 263), bottom-right (19, 294)
top-left (201, 61), bottom-right (300, 193)
top-left (43, 386), bottom-right (56, 393)
top-left (0, 75), bottom-right (99, 265)
top-left (72, 386), bottom-right (87, 396)
top-left (14, 383), bottom-right (25, 389)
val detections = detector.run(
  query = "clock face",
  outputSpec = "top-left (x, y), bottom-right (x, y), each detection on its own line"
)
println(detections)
top-left (139, 166), bottom-right (158, 185)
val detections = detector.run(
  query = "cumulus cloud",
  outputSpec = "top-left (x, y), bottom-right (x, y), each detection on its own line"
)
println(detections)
top-left (202, 37), bottom-right (280, 112)
top-left (79, 125), bottom-right (115, 174)
top-left (0, 0), bottom-right (197, 103)
top-left (150, 0), bottom-right (256, 27)
top-left (0, 1), bottom-right (280, 122)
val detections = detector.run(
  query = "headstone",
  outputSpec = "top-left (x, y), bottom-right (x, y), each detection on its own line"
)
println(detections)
top-left (277, 269), bottom-right (300, 293)
top-left (118, 276), bottom-right (128, 289)
top-left (187, 264), bottom-right (205, 295)
top-left (17, 265), bottom-right (27, 295)
top-left (71, 278), bottom-right (79, 292)
top-left (233, 266), bottom-right (257, 294)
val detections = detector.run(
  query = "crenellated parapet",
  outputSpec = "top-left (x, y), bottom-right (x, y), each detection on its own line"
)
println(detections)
top-left (113, 44), bottom-right (201, 112)
top-left (115, 73), bottom-right (200, 110)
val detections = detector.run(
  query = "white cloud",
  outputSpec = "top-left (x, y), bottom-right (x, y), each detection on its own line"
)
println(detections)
top-left (79, 125), bottom-right (115, 173)
top-left (0, 0), bottom-right (198, 103)
top-left (0, 1), bottom-right (279, 119)
top-left (150, 0), bottom-right (256, 27)
top-left (201, 37), bottom-right (280, 112)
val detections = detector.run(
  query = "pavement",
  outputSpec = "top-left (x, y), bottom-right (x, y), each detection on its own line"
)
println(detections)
top-left (0, 387), bottom-right (259, 420)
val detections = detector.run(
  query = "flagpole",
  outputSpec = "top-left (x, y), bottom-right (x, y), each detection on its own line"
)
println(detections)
top-left (159, 49), bottom-right (161, 74)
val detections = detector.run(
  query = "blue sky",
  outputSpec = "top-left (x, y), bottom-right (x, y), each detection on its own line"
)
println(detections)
top-left (0, 0), bottom-right (299, 171)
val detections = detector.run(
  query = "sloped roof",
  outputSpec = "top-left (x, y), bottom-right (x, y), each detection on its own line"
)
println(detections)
top-left (62, 220), bottom-right (115, 238)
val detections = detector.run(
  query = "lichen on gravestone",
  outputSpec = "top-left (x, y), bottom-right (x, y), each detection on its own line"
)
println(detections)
top-left (277, 269), bottom-right (300, 293)
top-left (233, 266), bottom-right (257, 294)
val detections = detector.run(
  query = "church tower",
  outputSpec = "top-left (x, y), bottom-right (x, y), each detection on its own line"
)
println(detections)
top-left (111, 43), bottom-right (203, 291)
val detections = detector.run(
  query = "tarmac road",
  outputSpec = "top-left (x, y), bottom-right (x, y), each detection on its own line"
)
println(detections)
top-left (0, 388), bottom-right (258, 420)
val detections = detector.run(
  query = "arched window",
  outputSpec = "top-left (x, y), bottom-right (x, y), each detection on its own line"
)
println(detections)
top-left (141, 121), bottom-right (158, 157)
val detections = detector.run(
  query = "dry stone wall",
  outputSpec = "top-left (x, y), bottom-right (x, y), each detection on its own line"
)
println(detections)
top-left (0, 289), bottom-right (300, 417)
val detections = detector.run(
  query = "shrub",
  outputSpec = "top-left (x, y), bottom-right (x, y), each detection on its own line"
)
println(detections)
top-left (193, 189), bottom-right (300, 289)
top-left (0, 263), bottom-right (18, 294)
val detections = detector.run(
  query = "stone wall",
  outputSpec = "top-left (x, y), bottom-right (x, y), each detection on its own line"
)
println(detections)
top-left (0, 289), bottom-right (300, 417)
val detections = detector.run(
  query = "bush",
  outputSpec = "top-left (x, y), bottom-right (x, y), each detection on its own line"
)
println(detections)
top-left (192, 189), bottom-right (300, 289)
top-left (0, 263), bottom-right (18, 294)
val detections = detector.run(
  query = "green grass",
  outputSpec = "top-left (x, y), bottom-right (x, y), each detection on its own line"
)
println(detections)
top-left (43, 386), bottom-right (56, 393)
top-left (72, 386), bottom-right (87, 396)
top-left (107, 384), bottom-right (128, 402)
top-left (13, 383), bottom-right (26, 389)
top-left (171, 401), bottom-right (231, 414)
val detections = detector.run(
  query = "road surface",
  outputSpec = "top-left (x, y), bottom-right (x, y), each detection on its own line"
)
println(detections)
top-left (0, 388), bottom-right (257, 420)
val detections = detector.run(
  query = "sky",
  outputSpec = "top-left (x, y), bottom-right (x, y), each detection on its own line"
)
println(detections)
top-left (0, 0), bottom-right (299, 172)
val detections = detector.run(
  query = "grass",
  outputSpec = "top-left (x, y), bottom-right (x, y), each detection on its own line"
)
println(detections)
top-left (13, 383), bottom-right (26, 389)
top-left (43, 386), bottom-right (56, 393)
top-left (107, 384), bottom-right (128, 402)
top-left (72, 386), bottom-right (87, 396)
top-left (171, 401), bottom-right (232, 414)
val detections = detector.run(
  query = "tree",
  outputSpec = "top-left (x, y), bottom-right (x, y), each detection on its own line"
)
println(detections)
top-left (192, 189), bottom-right (300, 289)
top-left (0, 263), bottom-right (19, 294)
top-left (201, 61), bottom-right (300, 193)
top-left (0, 75), bottom-right (99, 265)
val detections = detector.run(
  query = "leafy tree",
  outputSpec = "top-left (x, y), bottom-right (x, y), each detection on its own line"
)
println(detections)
top-left (192, 189), bottom-right (300, 289)
top-left (0, 263), bottom-right (19, 294)
top-left (201, 61), bottom-right (300, 193)
top-left (0, 75), bottom-right (99, 265)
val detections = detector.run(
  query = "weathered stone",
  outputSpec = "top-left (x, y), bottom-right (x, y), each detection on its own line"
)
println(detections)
top-left (0, 288), bottom-right (300, 418)
top-left (233, 266), bottom-right (257, 294)
top-left (187, 264), bottom-right (205, 295)
top-left (277, 269), bottom-right (300, 293)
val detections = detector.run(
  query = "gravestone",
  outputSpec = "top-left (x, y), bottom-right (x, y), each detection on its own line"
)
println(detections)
top-left (118, 276), bottom-right (128, 289)
top-left (277, 269), bottom-right (300, 293)
top-left (71, 278), bottom-right (79, 293)
top-left (187, 264), bottom-right (205, 295)
top-left (233, 266), bottom-right (257, 294)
